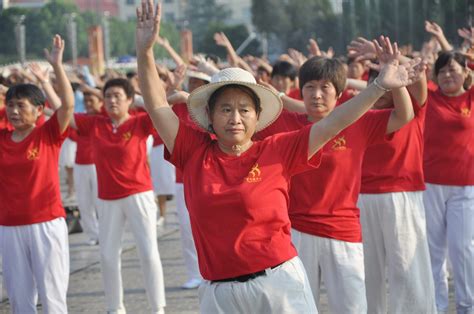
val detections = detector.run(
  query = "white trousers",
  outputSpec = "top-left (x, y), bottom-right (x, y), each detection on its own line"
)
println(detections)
top-left (175, 183), bottom-right (201, 281)
top-left (358, 191), bottom-right (436, 314)
top-left (424, 183), bottom-right (474, 314)
top-left (97, 191), bottom-right (166, 313)
top-left (59, 138), bottom-right (77, 168)
top-left (73, 163), bottom-right (99, 241)
top-left (291, 229), bottom-right (366, 314)
top-left (1, 218), bottom-right (69, 314)
top-left (150, 145), bottom-right (176, 196)
top-left (198, 256), bottom-right (317, 314)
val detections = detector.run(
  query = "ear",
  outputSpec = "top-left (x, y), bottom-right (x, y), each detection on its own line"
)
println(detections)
top-left (35, 105), bottom-right (44, 117)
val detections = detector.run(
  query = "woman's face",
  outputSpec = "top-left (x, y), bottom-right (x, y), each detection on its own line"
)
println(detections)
top-left (104, 86), bottom-right (132, 119)
top-left (437, 59), bottom-right (468, 95)
top-left (209, 88), bottom-right (259, 147)
top-left (302, 79), bottom-right (339, 121)
top-left (84, 94), bottom-right (103, 115)
top-left (6, 97), bottom-right (43, 131)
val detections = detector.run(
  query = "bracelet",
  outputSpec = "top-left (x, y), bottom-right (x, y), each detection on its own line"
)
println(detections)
top-left (373, 78), bottom-right (390, 92)
top-left (278, 92), bottom-right (285, 98)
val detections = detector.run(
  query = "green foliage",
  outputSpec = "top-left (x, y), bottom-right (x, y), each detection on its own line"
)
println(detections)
top-left (0, 0), bottom-right (179, 63)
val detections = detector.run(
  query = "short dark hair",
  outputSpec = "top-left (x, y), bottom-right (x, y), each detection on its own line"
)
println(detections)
top-left (208, 84), bottom-right (262, 121)
top-left (271, 61), bottom-right (297, 80)
top-left (103, 78), bottom-right (135, 99)
top-left (434, 51), bottom-right (471, 89)
top-left (299, 57), bottom-right (347, 95)
top-left (6, 84), bottom-right (45, 107)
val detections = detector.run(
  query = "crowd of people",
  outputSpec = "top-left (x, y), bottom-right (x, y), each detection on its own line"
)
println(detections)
top-left (0, 1), bottom-right (473, 313)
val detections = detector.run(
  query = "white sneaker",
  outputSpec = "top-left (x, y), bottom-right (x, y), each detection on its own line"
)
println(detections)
top-left (181, 278), bottom-right (202, 289)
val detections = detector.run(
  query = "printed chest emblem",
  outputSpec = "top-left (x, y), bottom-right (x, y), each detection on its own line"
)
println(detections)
top-left (26, 147), bottom-right (40, 160)
top-left (245, 163), bottom-right (262, 183)
top-left (331, 136), bottom-right (347, 151)
top-left (460, 107), bottom-right (471, 117)
top-left (122, 131), bottom-right (132, 141)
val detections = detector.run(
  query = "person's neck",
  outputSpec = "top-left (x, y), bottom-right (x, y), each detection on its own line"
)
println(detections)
top-left (442, 87), bottom-right (466, 97)
top-left (307, 114), bottom-right (322, 123)
top-left (110, 113), bottom-right (130, 127)
top-left (12, 125), bottom-right (36, 142)
top-left (217, 139), bottom-right (253, 156)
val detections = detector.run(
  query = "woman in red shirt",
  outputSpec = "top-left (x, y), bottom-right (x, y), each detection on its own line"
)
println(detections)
top-left (423, 51), bottom-right (473, 313)
top-left (0, 35), bottom-right (74, 313)
top-left (136, 2), bottom-right (425, 312)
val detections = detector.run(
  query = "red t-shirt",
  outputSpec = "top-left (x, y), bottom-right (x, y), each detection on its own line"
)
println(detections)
top-left (287, 88), bottom-right (302, 100)
top-left (0, 107), bottom-right (12, 130)
top-left (424, 87), bottom-right (474, 185)
top-left (165, 121), bottom-right (322, 280)
top-left (69, 115), bottom-right (94, 165)
top-left (337, 88), bottom-right (358, 105)
top-left (0, 113), bottom-right (67, 226)
top-left (75, 113), bottom-right (155, 200)
top-left (427, 80), bottom-right (438, 92)
top-left (361, 96), bottom-right (427, 193)
top-left (256, 110), bottom-right (391, 242)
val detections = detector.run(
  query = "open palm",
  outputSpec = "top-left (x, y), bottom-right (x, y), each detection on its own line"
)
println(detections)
top-left (44, 35), bottom-right (64, 67)
top-left (136, 0), bottom-right (161, 54)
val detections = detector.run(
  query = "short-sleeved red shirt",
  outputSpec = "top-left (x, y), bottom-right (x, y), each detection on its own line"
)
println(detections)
top-left (75, 113), bottom-right (155, 199)
top-left (424, 87), bottom-right (474, 185)
top-left (0, 113), bottom-right (67, 226)
top-left (165, 121), bottom-right (322, 280)
top-left (361, 96), bottom-right (427, 193)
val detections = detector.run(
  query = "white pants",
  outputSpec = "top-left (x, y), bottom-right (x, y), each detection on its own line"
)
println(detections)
top-left (1, 218), bottom-right (69, 314)
top-left (150, 145), bottom-right (176, 196)
top-left (358, 191), bottom-right (436, 314)
top-left (73, 164), bottom-right (99, 241)
top-left (59, 138), bottom-right (77, 168)
top-left (175, 183), bottom-right (201, 281)
top-left (424, 183), bottom-right (474, 314)
top-left (291, 229), bottom-right (366, 314)
top-left (198, 256), bottom-right (317, 314)
top-left (97, 191), bottom-right (166, 313)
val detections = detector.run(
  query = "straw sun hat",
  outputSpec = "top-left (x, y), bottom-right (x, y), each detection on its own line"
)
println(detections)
top-left (187, 67), bottom-right (282, 132)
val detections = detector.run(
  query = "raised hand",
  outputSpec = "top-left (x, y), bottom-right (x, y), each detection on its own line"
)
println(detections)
top-left (214, 32), bottom-right (231, 48)
top-left (288, 48), bottom-right (307, 67)
top-left (347, 37), bottom-right (377, 61)
top-left (374, 36), bottom-right (425, 90)
top-left (425, 21), bottom-right (444, 37)
top-left (458, 27), bottom-right (474, 45)
top-left (44, 34), bottom-right (65, 67)
top-left (167, 63), bottom-right (187, 92)
top-left (307, 38), bottom-right (322, 57)
top-left (28, 62), bottom-right (50, 83)
top-left (136, 0), bottom-right (161, 54)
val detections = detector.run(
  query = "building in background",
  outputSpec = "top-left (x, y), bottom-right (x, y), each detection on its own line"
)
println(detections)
top-left (2, 0), bottom-right (47, 9)
top-left (75, 0), bottom-right (118, 17)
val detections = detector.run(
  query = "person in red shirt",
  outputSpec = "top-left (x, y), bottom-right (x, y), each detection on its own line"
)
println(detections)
top-left (70, 90), bottom-right (103, 246)
top-left (256, 37), bottom-right (421, 313)
top-left (271, 60), bottom-right (301, 100)
top-left (423, 51), bottom-right (474, 314)
top-left (71, 78), bottom-right (166, 313)
top-left (136, 3), bottom-right (424, 312)
top-left (0, 35), bottom-right (74, 313)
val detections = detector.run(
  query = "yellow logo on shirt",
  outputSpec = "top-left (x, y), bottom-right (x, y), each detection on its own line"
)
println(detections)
top-left (26, 147), bottom-right (39, 160)
top-left (245, 163), bottom-right (262, 183)
top-left (461, 107), bottom-right (471, 117)
top-left (122, 131), bottom-right (132, 141)
top-left (332, 136), bottom-right (347, 151)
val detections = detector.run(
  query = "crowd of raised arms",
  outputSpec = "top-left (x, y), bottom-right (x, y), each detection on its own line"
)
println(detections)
top-left (0, 1), bottom-right (473, 313)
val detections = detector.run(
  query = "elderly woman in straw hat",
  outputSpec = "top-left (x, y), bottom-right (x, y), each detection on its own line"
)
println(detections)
top-left (135, 1), bottom-right (425, 312)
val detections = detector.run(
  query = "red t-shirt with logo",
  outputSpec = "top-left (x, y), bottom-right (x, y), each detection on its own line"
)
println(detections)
top-left (256, 110), bottom-right (391, 242)
top-left (424, 87), bottom-right (474, 185)
top-left (361, 96), bottom-right (427, 193)
top-left (0, 113), bottom-right (67, 226)
top-left (74, 113), bottom-right (155, 200)
top-left (165, 121), bottom-right (322, 280)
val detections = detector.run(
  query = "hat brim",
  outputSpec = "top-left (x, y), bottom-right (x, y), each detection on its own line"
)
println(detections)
top-left (187, 81), bottom-right (282, 132)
